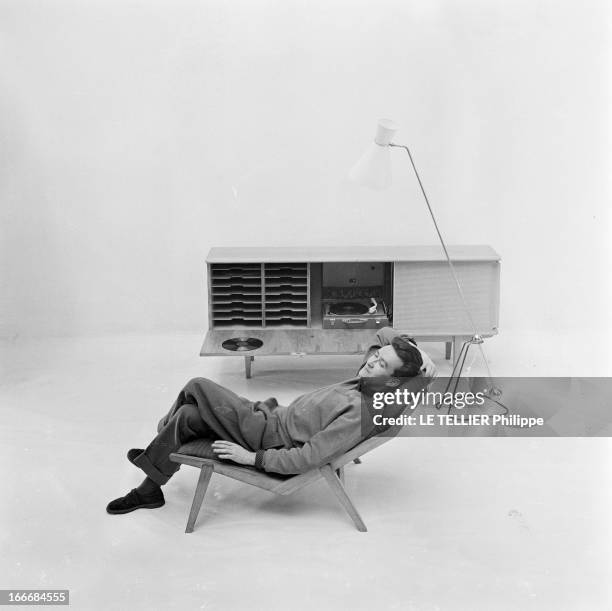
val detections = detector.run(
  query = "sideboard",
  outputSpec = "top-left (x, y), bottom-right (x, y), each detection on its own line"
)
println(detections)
top-left (200, 245), bottom-right (500, 377)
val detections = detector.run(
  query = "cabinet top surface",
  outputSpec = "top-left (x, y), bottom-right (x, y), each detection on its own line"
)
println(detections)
top-left (206, 245), bottom-right (500, 263)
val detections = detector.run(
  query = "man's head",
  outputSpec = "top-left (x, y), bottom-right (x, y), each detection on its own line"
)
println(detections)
top-left (358, 336), bottom-right (423, 378)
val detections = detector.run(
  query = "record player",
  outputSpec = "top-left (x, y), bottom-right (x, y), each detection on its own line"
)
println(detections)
top-left (321, 262), bottom-right (391, 329)
top-left (322, 295), bottom-right (391, 329)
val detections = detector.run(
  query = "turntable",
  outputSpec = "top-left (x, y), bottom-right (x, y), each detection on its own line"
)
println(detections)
top-left (322, 297), bottom-right (390, 329)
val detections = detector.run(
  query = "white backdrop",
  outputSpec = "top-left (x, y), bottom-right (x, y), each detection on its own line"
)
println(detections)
top-left (1, 0), bottom-right (610, 344)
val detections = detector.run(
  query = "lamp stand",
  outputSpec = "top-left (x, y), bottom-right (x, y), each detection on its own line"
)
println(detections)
top-left (389, 143), bottom-right (494, 386)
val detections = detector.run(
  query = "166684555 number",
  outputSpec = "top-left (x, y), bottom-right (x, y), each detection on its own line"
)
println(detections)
top-left (0, 590), bottom-right (69, 605)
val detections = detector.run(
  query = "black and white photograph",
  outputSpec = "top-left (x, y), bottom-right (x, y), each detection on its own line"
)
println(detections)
top-left (1, 1), bottom-right (610, 609)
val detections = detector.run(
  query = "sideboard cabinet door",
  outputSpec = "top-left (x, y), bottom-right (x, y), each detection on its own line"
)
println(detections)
top-left (392, 260), bottom-right (500, 336)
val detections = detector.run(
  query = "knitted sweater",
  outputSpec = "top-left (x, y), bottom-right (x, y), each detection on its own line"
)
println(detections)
top-left (258, 328), bottom-right (420, 474)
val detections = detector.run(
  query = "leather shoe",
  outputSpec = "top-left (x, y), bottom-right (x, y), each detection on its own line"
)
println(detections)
top-left (106, 488), bottom-right (165, 514)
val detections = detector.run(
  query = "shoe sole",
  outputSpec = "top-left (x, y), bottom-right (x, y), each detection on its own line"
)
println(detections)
top-left (106, 500), bottom-right (165, 515)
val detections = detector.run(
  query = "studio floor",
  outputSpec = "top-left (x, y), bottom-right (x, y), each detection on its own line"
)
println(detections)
top-left (1, 332), bottom-right (610, 610)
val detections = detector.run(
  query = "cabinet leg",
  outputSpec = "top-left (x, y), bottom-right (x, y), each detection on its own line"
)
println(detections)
top-left (445, 341), bottom-right (452, 360)
top-left (452, 336), bottom-right (459, 368)
top-left (244, 356), bottom-right (254, 379)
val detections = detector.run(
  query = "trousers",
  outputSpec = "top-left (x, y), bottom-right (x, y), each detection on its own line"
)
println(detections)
top-left (131, 377), bottom-right (284, 485)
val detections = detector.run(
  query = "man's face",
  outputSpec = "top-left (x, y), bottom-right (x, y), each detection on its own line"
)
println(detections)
top-left (358, 345), bottom-right (404, 378)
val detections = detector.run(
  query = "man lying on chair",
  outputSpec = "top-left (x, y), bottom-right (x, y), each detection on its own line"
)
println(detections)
top-left (106, 328), bottom-right (436, 515)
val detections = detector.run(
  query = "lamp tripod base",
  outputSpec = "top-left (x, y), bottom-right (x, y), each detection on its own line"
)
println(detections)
top-left (437, 335), bottom-right (502, 412)
top-left (451, 335), bottom-right (485, 378)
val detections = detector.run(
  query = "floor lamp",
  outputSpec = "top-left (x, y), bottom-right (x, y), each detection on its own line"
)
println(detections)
top-left (349, 119), bottom-right (500, 402)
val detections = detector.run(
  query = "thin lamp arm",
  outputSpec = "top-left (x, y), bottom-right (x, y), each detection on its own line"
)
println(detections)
top-left (389, 142), bottom-right (493, 379)
top-left (389, 143), bottom-right (477, 332)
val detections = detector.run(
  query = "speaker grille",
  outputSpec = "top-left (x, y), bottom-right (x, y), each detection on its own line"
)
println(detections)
top-left (393, 261), bottom-right (499, 335)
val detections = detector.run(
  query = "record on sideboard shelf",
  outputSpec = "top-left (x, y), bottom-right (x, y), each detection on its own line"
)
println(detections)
top-left (221, 337), bottom-right (264, 352)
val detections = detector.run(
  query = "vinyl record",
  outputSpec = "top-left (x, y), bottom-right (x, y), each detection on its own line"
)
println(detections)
top-left (329, 301), bottom-right (369, 316)
top-left (222, 337), bottom-right (264, 352)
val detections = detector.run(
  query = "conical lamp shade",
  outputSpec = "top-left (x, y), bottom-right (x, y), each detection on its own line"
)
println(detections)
top-left (348, 143), bottom-right (393, 190)
top-left (348, 119), bottom-right (399, 190)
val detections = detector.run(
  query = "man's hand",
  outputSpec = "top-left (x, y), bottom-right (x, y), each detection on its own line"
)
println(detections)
top-left (212, 441), bottom-right (256, 466)
top-left (418, 348), bottom-right (437, 378)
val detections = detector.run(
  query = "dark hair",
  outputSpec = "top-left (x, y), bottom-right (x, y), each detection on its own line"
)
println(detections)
top-left (390, 336), bottom-right (423, 377)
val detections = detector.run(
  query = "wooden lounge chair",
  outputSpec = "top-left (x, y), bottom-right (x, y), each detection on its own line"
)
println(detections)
top-left (170, 436), bottom-right (391, 533)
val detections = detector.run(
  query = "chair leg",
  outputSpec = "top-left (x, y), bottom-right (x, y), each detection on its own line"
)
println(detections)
top-left (185, 465), bottom-right (213, 533)
top-left (320, 465), bottom-right (367, 532)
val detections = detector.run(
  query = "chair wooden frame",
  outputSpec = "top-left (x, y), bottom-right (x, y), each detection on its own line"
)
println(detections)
top-left (169, 436), bottom-right (391, 533)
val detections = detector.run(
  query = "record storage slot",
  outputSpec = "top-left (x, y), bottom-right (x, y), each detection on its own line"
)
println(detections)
top-left (264, 263), bottom-right (309, 326)
top-left (210, 263), bottom-right (263, 327)
top-left (209, 263), bottom-right (310, 328)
